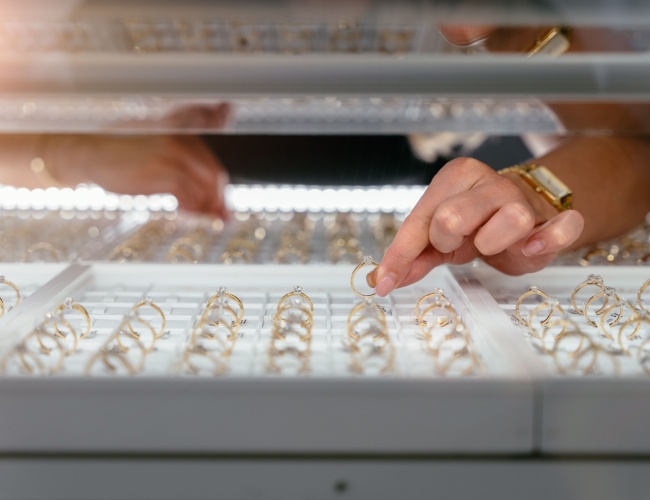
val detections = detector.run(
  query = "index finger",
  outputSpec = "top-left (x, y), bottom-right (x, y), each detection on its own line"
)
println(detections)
top-left (373, 157), bottom-right (489, 295)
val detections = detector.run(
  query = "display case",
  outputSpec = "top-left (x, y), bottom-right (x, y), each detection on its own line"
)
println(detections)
top-left (1, 1), bottom-right (650, 499)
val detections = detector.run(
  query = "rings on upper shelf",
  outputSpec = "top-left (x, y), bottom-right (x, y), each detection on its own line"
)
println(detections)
top-left (514, 285), bottom-right (552, 327)
top-left (0, 276), bottom-right (21, 318)
top-left (350, 256), bottom-right (380, 298)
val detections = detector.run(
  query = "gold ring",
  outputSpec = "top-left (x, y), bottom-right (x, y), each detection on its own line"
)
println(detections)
top-left (128, 298), bottom-right (166, 340)
top-left (539, 316), bottom-right (583, 355)
top-left (617, 312), bottom-right (647, 354)
top-left (637, 278), bottom-right (650, 315)
top-left (274, 246), bottom-right (309, 264)
top-left (350, 256), bottom-right (380, 298)
top-left (528, 298), bottom-right (564, 339)
top-left (206, 288), bottom-right (244, 327)
top-left (24, 241), bottom-right (63, 262)
top-left (348, 343), bottom-right (395, 375)
top-left (579, 247), bottom-right (615, 267)
top-left (514, 285), bottom-right (552, 327)
top-left (120, 313), bottom-right (158, 353)
top-left (33, 313), bottom-right (79, 355)
top-left (273, 301), bottom-right (314, 337)
top-left (415, 290), bottom-right (450, 326)
top-left (277, 285), bottom-right (314, 314)
top-left (192, 304), bottom-right (240, 347)
top-left (182, 344), bottom-right (230, 376)
top-left (0, 276), bottom-right (21, 316)
top-left (346, 300), bottom-right (389, 347)
top-left (571, 274), bottom-right (606, 315)
top-left (54, 297), bottom-right (92, 339)
top-left (584, 286), bottom-right (621, 328)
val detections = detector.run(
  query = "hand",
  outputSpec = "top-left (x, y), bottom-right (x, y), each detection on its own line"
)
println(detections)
top-left (45, 134), bottom-right (230, 218)
top-left (368, 157), bottom-right (584, 296)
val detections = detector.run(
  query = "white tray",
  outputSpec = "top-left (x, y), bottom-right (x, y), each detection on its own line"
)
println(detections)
top-left (454, 264), bottom-right (650, 454)
top-left (0, 263), bottom-right (533, 454)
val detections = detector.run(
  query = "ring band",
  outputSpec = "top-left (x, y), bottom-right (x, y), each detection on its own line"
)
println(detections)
top-left (584, 286), bottom-right (621, 328)
top-left (128, 298), bottom-right (167, 340)
top-left (637, 278), bottom-right (650, 315)
top-left (54, 297), bottom-right (92, 340)
top-left (514, 285), bottom-right (552, 327)
top-left (571, 274), bottom-right (606, 315)
top-left (277, 285), bottom-right (314, 314)
top-left (350, 256), bottom-right (380, 298)
top-left (206, 288), bottom-right (245, 327)
top-left (0, 276), bottom-right (21, 317)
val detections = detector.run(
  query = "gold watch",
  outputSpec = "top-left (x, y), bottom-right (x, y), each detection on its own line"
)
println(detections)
top-left (526, 26), bottom-right (572, 57)
top-left (499, 164), bottom-right (572, 212)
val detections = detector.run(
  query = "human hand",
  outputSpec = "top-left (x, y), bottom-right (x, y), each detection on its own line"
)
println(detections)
top-left (44, 134), bottom-right (230, 218)
top-left (368, 157), bottom-right (584, 296)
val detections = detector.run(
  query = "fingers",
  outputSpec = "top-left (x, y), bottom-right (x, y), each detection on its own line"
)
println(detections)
top-left (428, 178), bottom-right (528, 253)
top-left (167, 136), bottom-right (231, 217)
top-left (374, 158), bottom-right (493, 296)
top-left (161, 103), bottom-right (232, 130)
top-left (522, 210), bottom-right (585, 256)
top-left (472, 200), bottom-right (536, 255)
top-left (437, 25), bottom-right (495, 46)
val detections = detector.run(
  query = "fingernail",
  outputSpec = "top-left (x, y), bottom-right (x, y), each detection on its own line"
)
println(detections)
top-left (522, 239), bottom-right (545, 256)
top-left (375, 272), bottom-right (397, 297)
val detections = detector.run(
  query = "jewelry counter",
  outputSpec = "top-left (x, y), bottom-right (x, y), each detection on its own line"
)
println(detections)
top-left (3, 0), bottom-right (650, 497)
top-left (1, 210), bottom-right (650, 498)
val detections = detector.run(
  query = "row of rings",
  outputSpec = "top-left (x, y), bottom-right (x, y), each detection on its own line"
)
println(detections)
top-left (579, 239), bottom-right (650, 267)
top-left (523, 299), bottom-right (627, 376)
top-left (326, 214), bottom-right (364, 264)
top-left (221, 216), bottom-right (267, 264)
top-left (267, 286), bottom-right (315, 374)
top-left (1, 297), bottom-right (91, 375)
top-left (273, 214), bottom-right (314, 264)
top-left (109, 220), bottom-right (172, 262)
top-left (181, 287), bottom-right (245, 376)
top-left (165, 224), bottom-right (222, 263)
top-left (86, 297), bottom-right (167, 375)
top-left (415, 290), bottom-right (479, 377)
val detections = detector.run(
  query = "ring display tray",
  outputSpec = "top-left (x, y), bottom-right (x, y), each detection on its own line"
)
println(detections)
top-left (0, 263), bottom-right (532, 454)
top-left (453, 265), bottom-right (650, 454)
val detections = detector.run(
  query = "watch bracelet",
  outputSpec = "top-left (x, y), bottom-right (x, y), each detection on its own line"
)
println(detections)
top-left (499, 163), bottom-right (573, 212)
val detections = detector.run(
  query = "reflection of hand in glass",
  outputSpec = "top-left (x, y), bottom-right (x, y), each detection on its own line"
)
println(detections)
top-left (0, 133), bottom-right (230, 218)
top-left (115, 103), bottom-right (231, 132)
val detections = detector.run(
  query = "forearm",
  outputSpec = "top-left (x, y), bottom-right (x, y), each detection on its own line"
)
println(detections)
top-left (0, 134), bottom-right (92, 188)
top-left (533, 135), bottom-right (650, 248)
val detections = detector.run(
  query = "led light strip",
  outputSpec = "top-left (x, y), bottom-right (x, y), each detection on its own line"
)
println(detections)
top-left (0, 184), bottom-right (425, 213)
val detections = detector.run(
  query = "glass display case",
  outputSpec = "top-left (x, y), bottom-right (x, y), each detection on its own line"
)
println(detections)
top-left (1, 1), bottom-right (650, 499)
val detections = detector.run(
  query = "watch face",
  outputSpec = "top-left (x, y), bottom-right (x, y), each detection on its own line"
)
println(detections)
top-left (527, 28), bottom-right (571, 57)
top-left (528, 166), bottom-right (571, 199)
